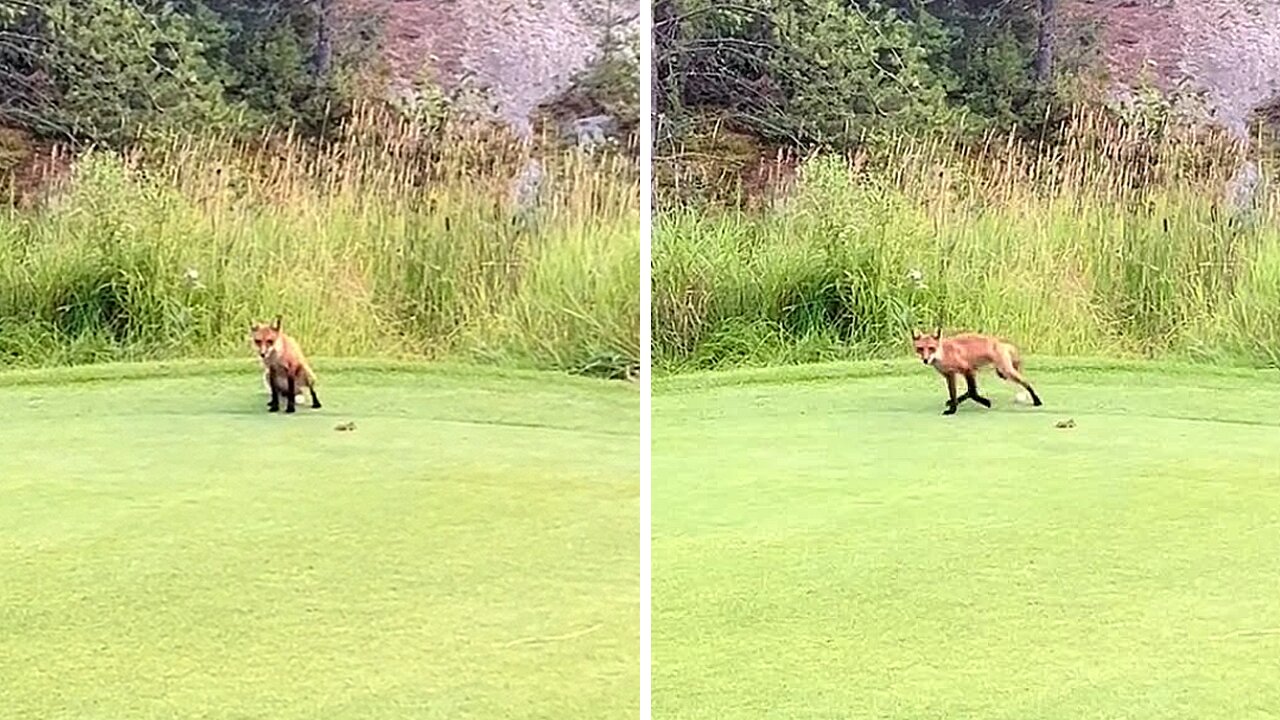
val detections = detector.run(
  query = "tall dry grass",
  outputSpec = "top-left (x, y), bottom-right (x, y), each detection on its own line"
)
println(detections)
top-left (0, 108), bottom-right (640, 374)
top-left (654, 108), bottom-right (1280, 371)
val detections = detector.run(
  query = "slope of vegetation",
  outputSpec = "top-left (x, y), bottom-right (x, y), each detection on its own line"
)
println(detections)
top-left (0, 117), bottom-right (639, 373)
top-left (0, 2), bottom-right (640, 375)
top-left (652, 1), bottom-right (1278, 374)
top-left (653, 114), bottom-right (1280, 372)
top-left (1, 0), bottom-right (368, 146)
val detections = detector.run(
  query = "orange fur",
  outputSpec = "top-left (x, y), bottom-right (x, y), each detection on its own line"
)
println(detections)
top-left (250, 316), bottom-right (322, 413)
top-left (912, 327), bottom-right (1042, 414)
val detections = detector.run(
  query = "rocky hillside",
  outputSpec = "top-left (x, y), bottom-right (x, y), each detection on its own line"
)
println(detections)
top-left (352, 1), bottom-right (1277, 140)
top-left (1063, 0), bottom-right (1280, 137)
top-left (349, 0), bottom-right (638, 136)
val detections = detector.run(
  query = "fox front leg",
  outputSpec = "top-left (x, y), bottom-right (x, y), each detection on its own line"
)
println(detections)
top-left (943, 373), bottom-right (959, 415)
top-left (964, 372), bottom-right (992, 408)
top-left (285, 376), bottom-right (297, 414)
top-left (268, 382), bottom-right (281, 413)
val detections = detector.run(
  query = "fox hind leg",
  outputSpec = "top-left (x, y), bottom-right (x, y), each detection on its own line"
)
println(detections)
top-left (1018, 379), bottom-right (1043, 406)
top-left (964, 373), bottom-right (992, 408)
top-left (299, 370), bottom-right (321, 409)
top-left (996, 355), bottom-right (1043, 406)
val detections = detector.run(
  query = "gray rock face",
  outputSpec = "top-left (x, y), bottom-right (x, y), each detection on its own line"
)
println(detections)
top-left (1176, 1), bottom-right (1280, 138)
top-left (1065, 0), bottom-right (1280, 135)
top-left (350, 0), bottom-right (638, 137)
top-left (510, 157), bottom-right (545, 217)
top-left (567, 114), bottom-right (619, 150)
top-left (1064, 0), bottom-right (1280, 208)
top-left (1226, 159), bottom-right (1265, 217)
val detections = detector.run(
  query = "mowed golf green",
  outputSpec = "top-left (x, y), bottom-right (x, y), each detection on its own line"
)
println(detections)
top-left (1, 361), bottom-right (638, 719)
top-left (654, 360), bottom-right (1280, 719)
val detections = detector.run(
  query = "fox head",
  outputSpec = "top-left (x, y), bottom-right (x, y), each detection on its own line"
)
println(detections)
top-left (912, 326), bottom-right (943, 365)
top-left (250, 316), bottom-right (283, 360)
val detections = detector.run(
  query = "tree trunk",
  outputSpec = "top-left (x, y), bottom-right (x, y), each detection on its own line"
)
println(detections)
top-left (311, 0), bottom-right (333, 79)
top-left (1034, 0), bottom-right (1056, 85)
top-left (653, 0), bottom-right (677, 116)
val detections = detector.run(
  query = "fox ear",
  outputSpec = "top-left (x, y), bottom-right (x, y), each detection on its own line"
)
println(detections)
top-left (272, 315), bottom-right (282, 331)
top-left (934, 325), bottom-right (942, 338)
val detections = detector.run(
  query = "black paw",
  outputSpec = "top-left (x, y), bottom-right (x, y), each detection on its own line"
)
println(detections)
top-left (942, 406), bottom-right (957, 416)
top-left (975, 396), bottom-right (993, 408)
top-left (312, 401), bottom-right (322, 410)
top-left (285, 405), bottom-right (296, 414)
top-left (268, 404), bottom-right (280, 413)
top-left (1033, 399), bottom-right (1043, 407)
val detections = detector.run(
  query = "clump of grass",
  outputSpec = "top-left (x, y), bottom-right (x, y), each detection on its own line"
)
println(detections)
top-left (654, 108), bottom-right (1280, 372)
top-left (0, 107), bottom-right (640, 372)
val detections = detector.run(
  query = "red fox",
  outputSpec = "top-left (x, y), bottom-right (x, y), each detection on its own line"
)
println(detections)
top-left (250, 316), bottom-right (321, 413)
top-left (912, 327), bottom-right (1042, 415)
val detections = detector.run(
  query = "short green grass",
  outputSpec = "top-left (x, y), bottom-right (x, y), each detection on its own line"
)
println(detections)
top-left (0, 361), bottom-right (638, 719)
top-left (654, 360), bottom-right (1280, 719)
